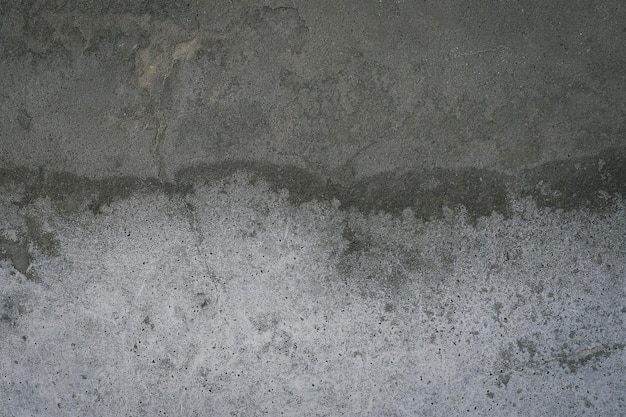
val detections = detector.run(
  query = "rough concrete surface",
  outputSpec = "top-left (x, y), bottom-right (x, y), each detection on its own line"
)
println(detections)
top-left (1, 0), bottom-right (625, 415)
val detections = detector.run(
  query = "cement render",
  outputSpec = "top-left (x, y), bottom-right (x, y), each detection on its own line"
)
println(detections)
top-left (1, 0), bottom-right (625, 415)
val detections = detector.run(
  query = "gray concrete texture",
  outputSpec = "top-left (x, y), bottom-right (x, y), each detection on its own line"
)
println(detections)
top-left (0, 0), bottom-right (625, 415)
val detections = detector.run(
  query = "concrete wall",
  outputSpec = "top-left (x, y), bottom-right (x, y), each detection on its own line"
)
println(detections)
top-left (1, 1), bottom-right (625, 415)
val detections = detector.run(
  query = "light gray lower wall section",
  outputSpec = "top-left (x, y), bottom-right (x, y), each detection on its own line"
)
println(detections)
top-left (1, 173), bottom-right (624, 416)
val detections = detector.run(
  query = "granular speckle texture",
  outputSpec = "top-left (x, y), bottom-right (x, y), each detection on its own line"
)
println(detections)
top-left (1, 0), bottom-right (625, 414)
top-left (1, 171), bottom-right (624, 415)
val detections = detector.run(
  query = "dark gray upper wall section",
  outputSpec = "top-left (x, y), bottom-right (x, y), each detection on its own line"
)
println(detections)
top-left (1, 0), bottom-right (624, 181)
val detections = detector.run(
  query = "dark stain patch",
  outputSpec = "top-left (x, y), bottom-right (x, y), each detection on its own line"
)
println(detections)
top-left (1, 147), bottom-right (625, 225)
top-left (142, 316), bottom-right (155, 330)
top-left (1, 166), bottom-right (184, 216)
top-left (0, 217), bottom-right (60, 281)
top-left (495, 371), bottom-right (511, 388)
top-left (516, 338), bottom-right (537, 361)
top-left (556, 343), bottom-right (625, 373)
top-left (176, 160), bottom-right (339, 206)
top-left (177, 147), bottom-right (626, 218)
top-left (84, 175), bottom-right (174, 215)
top-left (519, 147), bottom-right (626, 212)
top-left (178, 160), bottom-right (511, 222)
top-left (341, 225), bottom-right (372, 255)
top-left (493, 302), bottom-right (504, 324)
top-left (493, 343), bottom-right (523, 388)
top-left (0, 237), bottom-right (37, 281)
top-left (336, 216), bottom-right (420, 290)
top-left (336, 241), bottom-right (419, 293)
top-left (345, 167), bottom-right (511, 223)
top-left (1, 295), bottom-right (31, 327)
top-left (17, 108), bottom-right (32, 131)
top-left (24, 217), bottom-right (60, 257)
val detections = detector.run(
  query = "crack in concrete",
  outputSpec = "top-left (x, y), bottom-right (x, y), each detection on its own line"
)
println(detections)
top-left (183, 200), bottom-right (223, 310)
top-left (151, 110), bottom-right (169, 182)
